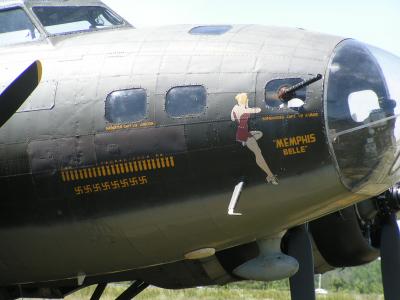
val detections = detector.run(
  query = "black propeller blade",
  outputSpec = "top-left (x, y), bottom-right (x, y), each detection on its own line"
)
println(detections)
top-left (0, 60), bottom-right (42, 127)
top-left (380, 212), bottom-right (400, 300)
top-left (286, 225), bottom-right (316, 300)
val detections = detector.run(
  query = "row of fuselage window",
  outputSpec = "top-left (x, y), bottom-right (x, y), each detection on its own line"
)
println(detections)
top-left (105, 85), bottom-right (207, 124)
top-left (105, 79), bottom-right (307, 124)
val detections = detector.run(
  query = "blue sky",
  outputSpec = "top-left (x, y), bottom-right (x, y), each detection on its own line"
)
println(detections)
top-left (103, 0), bottom-right (400, 56)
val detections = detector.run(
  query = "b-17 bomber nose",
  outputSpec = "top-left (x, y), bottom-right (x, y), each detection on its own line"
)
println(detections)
top-left (325, 40), bottom-right (400, 196)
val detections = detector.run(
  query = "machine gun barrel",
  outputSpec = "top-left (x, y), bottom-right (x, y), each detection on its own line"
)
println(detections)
top-left (279, 74), bottom-right (322, 101)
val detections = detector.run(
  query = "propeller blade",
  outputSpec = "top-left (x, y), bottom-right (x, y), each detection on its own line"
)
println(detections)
top-left (0, 60), bottom-right (42, 127)
top-left (287, 225), bottom-right (316, 300)
top-left (380, 212), bottom-right (400, 300)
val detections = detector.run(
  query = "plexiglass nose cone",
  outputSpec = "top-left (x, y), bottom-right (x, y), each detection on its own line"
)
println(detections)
top-left (325, 40), bottom-right (400, 195)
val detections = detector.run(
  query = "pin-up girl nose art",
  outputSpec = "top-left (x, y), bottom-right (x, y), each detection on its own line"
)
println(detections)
top-left (231, 93), bottom-right (278, 185)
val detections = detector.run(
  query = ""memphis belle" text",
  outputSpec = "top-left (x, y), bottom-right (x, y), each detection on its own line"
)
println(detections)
top-left (274, 134), bottom-right (317, 156)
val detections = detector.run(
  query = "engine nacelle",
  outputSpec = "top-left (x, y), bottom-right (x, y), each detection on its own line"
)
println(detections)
top-left (309, 202), bottom-right (380, 269)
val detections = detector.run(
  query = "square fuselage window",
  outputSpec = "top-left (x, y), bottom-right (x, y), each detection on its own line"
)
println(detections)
top-left (105, 88), bottom-right (147, 123)
top-left (166, 85), bottom-right (206, 117)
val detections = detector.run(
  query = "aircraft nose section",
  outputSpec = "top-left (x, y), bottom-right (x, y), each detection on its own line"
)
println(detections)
top-left (325, 40), bottom-right (400, 195)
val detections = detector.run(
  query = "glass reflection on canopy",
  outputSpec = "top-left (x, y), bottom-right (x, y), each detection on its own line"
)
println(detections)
top-left (325, 40), bottom-right (400, 194)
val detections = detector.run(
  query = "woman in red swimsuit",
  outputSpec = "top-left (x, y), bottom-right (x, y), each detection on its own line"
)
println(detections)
top-left (231, 93), bottom-right (278, 185)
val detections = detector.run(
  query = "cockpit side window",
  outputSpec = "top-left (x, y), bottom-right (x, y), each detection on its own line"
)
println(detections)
top-left (32, 6), bottom-right (125, 35)
top-left (0, 8), bottom-right (40, 46)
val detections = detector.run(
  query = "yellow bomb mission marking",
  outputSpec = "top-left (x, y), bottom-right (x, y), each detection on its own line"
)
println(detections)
top-left (274, 134), bottom-right (316, 156)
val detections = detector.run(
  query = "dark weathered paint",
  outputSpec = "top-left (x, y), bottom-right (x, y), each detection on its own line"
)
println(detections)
top-left (0, 1), bottom-right (399, 290)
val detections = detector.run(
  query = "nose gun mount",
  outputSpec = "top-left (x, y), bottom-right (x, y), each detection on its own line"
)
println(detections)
top-left (278, 74), bottom-right (323, 102)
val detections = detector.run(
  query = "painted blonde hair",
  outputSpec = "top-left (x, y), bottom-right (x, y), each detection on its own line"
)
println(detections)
top-left (235, 93), bottom-right (248, 106)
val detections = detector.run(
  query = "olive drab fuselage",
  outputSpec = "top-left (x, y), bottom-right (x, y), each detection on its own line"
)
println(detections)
top-left (1, 2), bottom-right (400, 287)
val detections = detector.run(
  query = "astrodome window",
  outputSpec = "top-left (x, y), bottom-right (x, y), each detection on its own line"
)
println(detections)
top-left (189, 25), bottom-right (232, 35)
